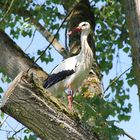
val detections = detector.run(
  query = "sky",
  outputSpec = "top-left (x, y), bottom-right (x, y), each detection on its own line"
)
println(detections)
top-left (0, 1), bottom-right (140, 140)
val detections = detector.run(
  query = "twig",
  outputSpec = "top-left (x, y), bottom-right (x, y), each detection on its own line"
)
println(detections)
top-left (0, 115), bottom-right (9, 127)
top-left (115, 126), bottom-right (136, 140)
top-left (104, 67), bottom-right (132, 94)
top-left (124, 131), bottom-right (136, 140)
top-left (33, 3), bottom-right (78, 63)
top-left (0, 128), bottom-right (12, 133)
top-left (12, 126), bottom-right (26, 137)
top-left (1, 0), bottom-right (15, 21)
top-left (5, 121), bottom-right (16, 132)
top-left (24, 29), bottom-right (37, 52)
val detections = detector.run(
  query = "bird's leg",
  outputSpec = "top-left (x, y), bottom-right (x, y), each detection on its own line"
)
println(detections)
top-left (67, 85), bottom-right (74, 112)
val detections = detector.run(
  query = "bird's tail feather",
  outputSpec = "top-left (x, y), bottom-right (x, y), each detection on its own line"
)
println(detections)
top-left (43, 70), bottom-right (75, 89)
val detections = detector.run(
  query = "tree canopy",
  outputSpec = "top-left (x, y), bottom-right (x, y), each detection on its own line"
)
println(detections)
top-left (0, 0), bottom-right (138, 140)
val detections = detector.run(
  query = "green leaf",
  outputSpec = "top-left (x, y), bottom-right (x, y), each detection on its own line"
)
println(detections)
top-left (24, 136), bottom-right (28, 140)
top-left (127, 79), bottom-right (135, 87)
top-left (1, 75), bottom-right (11, 83)
top-left (0, 112), bottom-right (5, 119)
top-left (123, 47), bottom-right (129, 53)
top-left (118, 114), bottom-right (131, 121)
top-left (29, 134), bottom-right (37, 140)
top-left (24, 128), bottom-right (32, 134)
top-left (0, 87), bottom-right (4, 93)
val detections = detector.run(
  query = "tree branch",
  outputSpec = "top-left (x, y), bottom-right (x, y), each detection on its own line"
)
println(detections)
top-left (12, 126), bottom-right (26, 137)
top-left (1, 71), bottom-right (98, 140)
top-left (0, 2), bottom-right (68, 58)
top-left (104, 67), bottom-right (132, 94)
top-left (0, 30), bottom-right (47, 80)
top-left (30, 18), bottom-right (68, 58)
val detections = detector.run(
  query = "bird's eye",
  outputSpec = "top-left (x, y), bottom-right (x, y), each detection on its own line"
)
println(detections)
top-left (82, 23), bottom-right (86, 26)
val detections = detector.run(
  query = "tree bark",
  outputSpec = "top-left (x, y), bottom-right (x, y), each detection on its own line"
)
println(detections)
top-left (1, 71), bottom-right (98, 140)
top-left (123, 0), bottom-right (140, 100)
top-left (0, 30), bottom-right (47, 81)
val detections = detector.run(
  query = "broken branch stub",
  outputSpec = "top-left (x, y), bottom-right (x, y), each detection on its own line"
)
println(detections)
top-left (1, 72), bottom-right (98, 140)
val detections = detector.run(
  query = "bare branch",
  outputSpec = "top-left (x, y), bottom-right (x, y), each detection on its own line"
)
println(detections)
top-left (24, 29), bottom-right (37, 52)
top-left (12, 126), bottom-right (26, 137)
top-left (31, 4), bottom-right (78, 66)
top-left (115, 126), bottom-right (136, 140)
top-left (30, 19), bottom-right (68, 58)
top-left (104, 67), bottom-right (132, 94)
top-left (0, 115), bottom-right (9, 127)
top-left (123, 131), bottom-right (136, 140)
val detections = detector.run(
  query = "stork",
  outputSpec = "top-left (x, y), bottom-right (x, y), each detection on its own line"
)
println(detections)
top-left (44, 22), bottom-right (93, 111)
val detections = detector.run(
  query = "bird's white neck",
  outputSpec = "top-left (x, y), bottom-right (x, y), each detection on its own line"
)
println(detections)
top-left (79, 30), bottom-right (92, 56)
top-left (76, 30), bottom-right (93, 75)
top-left (81, 30), bottom-right (90, 41)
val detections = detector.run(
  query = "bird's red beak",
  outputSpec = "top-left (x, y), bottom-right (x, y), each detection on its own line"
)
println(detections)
top-left (68, 27), bottom-right (82, 36)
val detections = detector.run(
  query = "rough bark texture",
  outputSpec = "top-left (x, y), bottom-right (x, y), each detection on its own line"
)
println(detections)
top-left (124, 0), bottom-right (140, 98)
top-left (0, 30), bottom-right (47, 81)
top-left (1, 72), bottom-right (98, 140)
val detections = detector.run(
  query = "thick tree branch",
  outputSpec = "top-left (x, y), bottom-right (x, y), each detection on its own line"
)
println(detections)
top-left (29, 18), bottom-right (68, 58)
top-left (0, 30), bottom-right (47, 80)
top-left (1, 72), bottom-right (98, 140)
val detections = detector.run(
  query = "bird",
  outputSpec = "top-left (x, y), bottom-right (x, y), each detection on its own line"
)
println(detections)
top-left (43, 22), bottom-right (93, 111)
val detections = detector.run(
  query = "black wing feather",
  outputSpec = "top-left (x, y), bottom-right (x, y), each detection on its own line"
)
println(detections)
top-left (43, 70), bottom-right (75, 89)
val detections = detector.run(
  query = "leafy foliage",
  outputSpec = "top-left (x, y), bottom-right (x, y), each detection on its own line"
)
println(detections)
top-left (0, 68), bottom-right (11, 100)
top-left (37, 49), bottom-right (54, 64)
top-left (0, 0), bottom-right (136, 140)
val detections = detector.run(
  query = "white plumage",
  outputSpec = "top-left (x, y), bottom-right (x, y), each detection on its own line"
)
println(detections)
top-left (44, 22), bottom-right (93, 111)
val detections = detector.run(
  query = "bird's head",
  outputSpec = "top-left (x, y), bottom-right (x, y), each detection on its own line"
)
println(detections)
top-left (68, 22), bottom-right (91, 36)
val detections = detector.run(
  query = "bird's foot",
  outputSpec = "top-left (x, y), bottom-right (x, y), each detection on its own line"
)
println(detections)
top-left (67, 94), bottom-right (73, 112)
top-left (67, 87), bottom-right (74, 112)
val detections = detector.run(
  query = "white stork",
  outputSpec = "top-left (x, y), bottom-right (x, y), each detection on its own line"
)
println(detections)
top-left (44, 22), bottom-right (93, 111)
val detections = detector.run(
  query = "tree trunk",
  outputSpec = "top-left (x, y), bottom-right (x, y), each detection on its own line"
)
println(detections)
top-left (1, 71), bottom-right (98, 140)
top-left (123, 0), bottom-right (140, 101)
